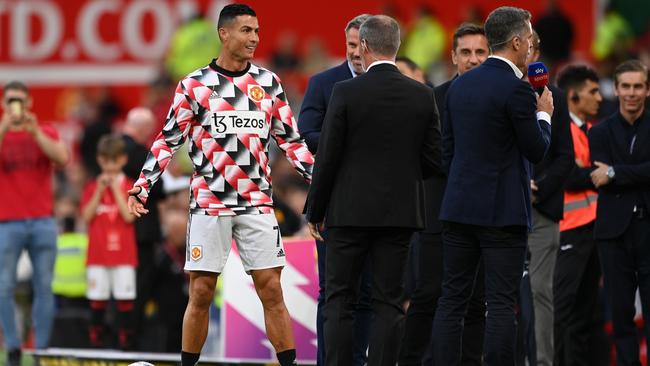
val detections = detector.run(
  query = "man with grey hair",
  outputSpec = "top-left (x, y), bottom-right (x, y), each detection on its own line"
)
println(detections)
top-left (306, 14), bottom-right (442, 366)
top-left (298, 13), bottom-right (372, 366)
top-left (433, 6), bottom-right (553, 365)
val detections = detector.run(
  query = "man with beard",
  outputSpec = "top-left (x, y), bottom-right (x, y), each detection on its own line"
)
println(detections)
top-left (128, 4), bottom-right (314, 366)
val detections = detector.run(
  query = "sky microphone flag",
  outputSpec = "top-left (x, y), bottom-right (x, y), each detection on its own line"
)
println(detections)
top-left (528, 61), bottom-right (549, 95)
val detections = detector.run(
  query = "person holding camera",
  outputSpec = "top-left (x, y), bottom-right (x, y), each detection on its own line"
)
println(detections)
top-left (0, 81), bottom-right (68, 366)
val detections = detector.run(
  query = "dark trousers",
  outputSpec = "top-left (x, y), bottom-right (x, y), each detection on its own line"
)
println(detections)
top-left (554, 223), bottom-right (601, 366)
top-left (598, 215), bottom-right (650, 366)
top-left (316, 232), bottom-right (372, 366)
top-left (516, 252), bottom-right (536, 366)
top-left (399, 232), bottom-right (485, 366)
top-left (324, 226), bottom-right (413, 366)
top-left (134, 241), bottom-right (155, 350)
top-left (433, 221), bottom-right (527, 366)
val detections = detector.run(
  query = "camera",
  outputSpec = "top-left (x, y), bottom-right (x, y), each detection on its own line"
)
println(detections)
top-left (6, 97), bottom-right (24, 121)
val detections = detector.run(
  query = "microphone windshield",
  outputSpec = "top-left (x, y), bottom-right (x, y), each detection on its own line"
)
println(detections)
top-left (528, 62), bottom-right (549, 90)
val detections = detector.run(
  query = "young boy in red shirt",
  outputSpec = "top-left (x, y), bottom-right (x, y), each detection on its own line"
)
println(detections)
top-left (81, 134), bottom-right (137, 349)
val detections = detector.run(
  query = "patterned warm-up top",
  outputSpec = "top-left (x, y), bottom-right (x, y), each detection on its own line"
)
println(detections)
top-left (133, 60), bottom-right (314, 216)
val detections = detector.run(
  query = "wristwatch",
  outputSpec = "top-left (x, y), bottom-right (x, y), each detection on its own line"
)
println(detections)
top-left (606, 166), bottom-right (616, 179)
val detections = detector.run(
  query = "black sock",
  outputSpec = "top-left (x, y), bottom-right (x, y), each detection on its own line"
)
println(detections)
top-left (277, 349), bottom-right (297, 366)
top-left (181, 351), bottom-right (200, 366)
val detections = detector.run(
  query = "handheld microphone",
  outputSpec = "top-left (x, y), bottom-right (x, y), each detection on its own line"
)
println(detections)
top-left (528, 62), bottom-right (549, 96)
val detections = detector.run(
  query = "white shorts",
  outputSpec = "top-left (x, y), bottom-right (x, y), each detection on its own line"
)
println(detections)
top-left (86, 265), bottom-right (137, 301)
top-left (185, 213), bottom-right (286, 274)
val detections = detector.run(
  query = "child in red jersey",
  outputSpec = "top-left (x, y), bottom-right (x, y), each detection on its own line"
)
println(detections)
top-left (81, 134), bottom-right (137, 350)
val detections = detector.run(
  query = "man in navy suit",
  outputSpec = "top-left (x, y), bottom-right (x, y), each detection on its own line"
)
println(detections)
top-left (432, 7), bottom-right (553, 365)
top-left (399, 23), bottom-right (489, 366)
top-left (298, 14), bottom-right (372, 366)
top-left (589, 60), bottom-right (650, 366)
top-left (299, 14), bottom-right (370, 152)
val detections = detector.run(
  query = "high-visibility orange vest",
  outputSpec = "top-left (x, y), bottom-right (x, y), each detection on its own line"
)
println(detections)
top-left (560, 121), bottom-right (598, 232)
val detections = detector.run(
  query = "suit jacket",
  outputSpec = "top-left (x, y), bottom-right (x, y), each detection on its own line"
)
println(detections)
top-left (305, 63), bottom-right (443, 229)
top-left (440, 57), bottom-right (552, 229)
top-left (298, 61), bottom-right (353, 154)
top-left (589, 110), bottom-right (650, 239)
top-left (122, 133), bottom-right (163, 244)
top-left (420, 78), bottom-right (454, 234)
top-left (532, 85), bottom-right (574, 222)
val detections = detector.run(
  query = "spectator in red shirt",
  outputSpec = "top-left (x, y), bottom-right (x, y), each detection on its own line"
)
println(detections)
top-left (0, 81), bottom-right (68, 366)
top-left (81, 134), bottom-right (137, 350)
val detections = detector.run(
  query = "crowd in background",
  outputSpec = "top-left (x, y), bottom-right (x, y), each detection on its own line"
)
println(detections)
top-left (1, 0), bottom-right (650, 363)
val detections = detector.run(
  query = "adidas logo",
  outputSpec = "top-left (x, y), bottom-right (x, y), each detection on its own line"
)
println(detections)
top-left (209, 91), bottom-right (219, 99)
top-left (277, 248), bottom-right (285, 258)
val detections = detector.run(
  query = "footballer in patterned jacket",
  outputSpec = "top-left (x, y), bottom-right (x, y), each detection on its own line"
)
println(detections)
top-left (131, 60), bottom-right (313, 216)
top-left (127, 4), bottom-right (311, 366)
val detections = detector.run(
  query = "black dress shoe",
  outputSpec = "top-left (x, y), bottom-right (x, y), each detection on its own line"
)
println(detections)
top-left (7, 348), bottom-right (21, 366)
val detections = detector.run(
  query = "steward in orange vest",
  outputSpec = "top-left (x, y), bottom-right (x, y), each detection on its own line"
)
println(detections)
top-left (560, 121), bottom-right (598, 232)
top-left (554, 64), bottom-right (604, 366)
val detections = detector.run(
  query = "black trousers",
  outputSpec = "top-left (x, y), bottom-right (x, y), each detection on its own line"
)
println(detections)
top-left (324, 226), bottom-right (413, 366)
top-left (316, 232), bottom-right (372, 366)
top-left (515, 251), bottom-right (536, 366)
top-left (598, 215), bottom-right (650, 366)
top-left (134, 240), bottom-right (156, 350)
top-left (399, 232), bottom-right (485, 366)
top-left (433, 221), bottom-right (527, 366)
top-left (554, 223), bottom-right (601, 366)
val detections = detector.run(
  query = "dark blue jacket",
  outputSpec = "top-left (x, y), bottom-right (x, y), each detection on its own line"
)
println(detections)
top-left (440, 57), bottom-right (552, 229)
top-left (589, 110), bottom-right (650, 239)
top-left (298, 62), bottom-right (353, 154)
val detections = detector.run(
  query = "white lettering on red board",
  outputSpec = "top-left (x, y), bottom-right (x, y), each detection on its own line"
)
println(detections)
top-left (1, 0), bottom-right (227, 62)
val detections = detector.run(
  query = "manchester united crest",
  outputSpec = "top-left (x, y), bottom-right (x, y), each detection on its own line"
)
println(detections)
top-left (191, 245), bottom-right (202, 261)
top-left (248, 84), bottom-right (265, 103)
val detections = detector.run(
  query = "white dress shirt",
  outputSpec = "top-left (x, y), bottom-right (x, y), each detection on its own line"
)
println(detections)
top-left (488, 55), bottom-right (551, 125)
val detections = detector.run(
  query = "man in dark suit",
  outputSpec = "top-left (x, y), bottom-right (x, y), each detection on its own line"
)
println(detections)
top-left (305, 15), bottom-right (442, 366)
top-left (399, 23), bottom-right (488, 366)
top-left (589, 59), bottom-right (650, 366)
top-left (519, 30), bottom-right (574, 366)
top-left (298, 14), bottom-right (372, 366)
top-left (432, 7), bottom-right (554, 365)
top-left (120, 107), bottom-right (166, 351)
